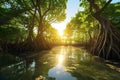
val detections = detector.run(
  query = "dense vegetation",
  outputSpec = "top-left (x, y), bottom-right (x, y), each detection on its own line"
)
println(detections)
top-left (0, 0), bottom-right (120, 60)
top-left (64, 0), bottom-right (120, 59)
top-left (0, 0), bottom-right (67, 53)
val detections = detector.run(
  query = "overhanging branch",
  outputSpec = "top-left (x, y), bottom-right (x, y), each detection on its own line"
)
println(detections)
top-left (42, 1), bottom-right (52, 19)
top-left (99, 0), bottom-right (112, 13)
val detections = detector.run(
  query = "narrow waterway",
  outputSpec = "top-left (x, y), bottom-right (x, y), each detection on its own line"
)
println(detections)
top-left (0, 46), bottom-right (120, 80)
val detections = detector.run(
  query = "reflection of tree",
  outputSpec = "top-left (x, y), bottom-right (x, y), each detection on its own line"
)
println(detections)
top-left (0, 57), bottom-right (34, 80)
top-left (1, 46), bottom-right (120, 80)
top-left (33, 59), bottom-right (51, 79)
top-left (32, 51), bottom-right (60, 79)
top-left (63, 47), bottom-right (120, 80)
top-left (0, 52), bottom-right (56, 80)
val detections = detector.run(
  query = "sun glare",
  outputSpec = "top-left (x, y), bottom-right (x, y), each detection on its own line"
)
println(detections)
top-left (58, 54), bottom-right (64, 64)
top-left (58, 30), bottom-right (64, 36)
top-left (52, 22), bottom-right (66, 37)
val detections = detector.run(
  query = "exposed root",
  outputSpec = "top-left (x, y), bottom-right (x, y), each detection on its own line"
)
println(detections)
top-left (92, 18), bottom-right (120, 60)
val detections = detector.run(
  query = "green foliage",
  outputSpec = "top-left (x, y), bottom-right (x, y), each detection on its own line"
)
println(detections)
top-left (0, 0), bottom-right (30, 26)
top-left (0, 13), bottom-right (28, 42)
top-left (0, 0), bottom-right (67, 46)
top-left (64, 23), bottom-right (74, 38)
top-left (42, 21), bottom-right (59, 43)
top-left (0, 26), bottom-right (27, 42)
top-left (64, 10), bottom-right (98, 43)
top-left (65, 0), bottom-right (120, 45)
top-left (103, 2), bottom-right (120, 28)
top-left (80, 1), bottom-right (120, 29)
top-left (39, 0), bottom-right (67, 22)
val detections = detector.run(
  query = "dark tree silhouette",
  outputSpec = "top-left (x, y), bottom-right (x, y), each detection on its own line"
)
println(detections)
top-left (87, 0), bottom-right (120, 59)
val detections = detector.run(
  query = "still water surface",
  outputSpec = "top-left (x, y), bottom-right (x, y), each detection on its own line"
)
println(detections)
top-left (0, 46), bottom-right (120, 80)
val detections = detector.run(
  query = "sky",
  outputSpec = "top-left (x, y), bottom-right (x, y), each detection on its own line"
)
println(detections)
top-left (52, 0), bottom-right (120, 34)
top-left (112, 0), bottom-right (120, 3)
top-left (52, 0), bottom-right (81, 35)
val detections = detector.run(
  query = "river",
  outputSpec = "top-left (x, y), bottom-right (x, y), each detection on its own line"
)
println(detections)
top-left (0, 46), bottom-right (120, 80)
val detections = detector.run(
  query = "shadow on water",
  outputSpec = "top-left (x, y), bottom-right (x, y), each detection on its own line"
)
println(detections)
top-left (0, 46), bottom-right (120, 80)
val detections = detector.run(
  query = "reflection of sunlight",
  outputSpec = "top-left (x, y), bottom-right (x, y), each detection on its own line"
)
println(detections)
top-left (57, 46), bottom-right (66, 65)
top-left (69, 53), bottom-right (75, 59)
top-left (58, 54), bottom-right (64, 64)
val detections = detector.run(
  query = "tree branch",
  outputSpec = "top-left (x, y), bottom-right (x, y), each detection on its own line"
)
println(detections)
top-left (87, 0), bottom-right (112, 16)
top-left (36, 0), bottom-right (42, 20)
top-left (42, 1), bottom-right (52, 18)
top-left (99, 0), bottom-right (112, 13)
top-left (87, 0), bottom-right (100, 12)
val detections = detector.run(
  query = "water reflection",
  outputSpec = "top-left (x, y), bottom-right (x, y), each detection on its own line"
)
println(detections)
top-left (48, 46), bottom-right (77, 80)
top-left (58, 54), bottom-right (64, 65)
top-left (57, 46), bottom-right (66, 65)
top-left (0, 55), bottom-right (34, 80)
top-left (48, 65), bottom-right (76, 80)
top-left (0, 46), bottom-right (120, 80)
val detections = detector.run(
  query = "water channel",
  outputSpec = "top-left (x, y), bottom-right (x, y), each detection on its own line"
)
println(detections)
top-left (0, 46), bottom-right (120, 80)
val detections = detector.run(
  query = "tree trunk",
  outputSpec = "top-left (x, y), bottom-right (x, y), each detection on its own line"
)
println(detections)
top-left (34, 22), bottom-right (49, 50)
top-left (87, 0), bottom-right (120, 60)
top-left (92, 14), bottom-right (120, 59)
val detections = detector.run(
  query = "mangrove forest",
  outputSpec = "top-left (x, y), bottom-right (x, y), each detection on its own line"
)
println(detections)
top-left (0, 0), bottom-right (120, 80)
